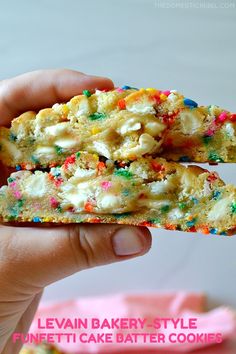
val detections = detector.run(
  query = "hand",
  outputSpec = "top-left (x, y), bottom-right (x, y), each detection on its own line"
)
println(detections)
top-left (0, 69), bottom-right (152, 354)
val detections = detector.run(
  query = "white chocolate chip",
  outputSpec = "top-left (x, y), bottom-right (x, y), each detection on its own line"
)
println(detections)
top-left (45, 122), bottom-right (69, 136)
top-left (97, 194), bottom-right (123, 211)
top-left (60, 182), bottom-right (94, 209)
top-left (54, 138), bottom-right (79, 148)
top-left (180, 110), bottom-right (203, 134)
top-left (74, 167), bottom-right (96, 179)
top-left (148, 176), bottom-right (176, 194)
top-left (93, 141), bottom-right (112, 159)
top-left (1, 139), bottom-right (22, 159)
top-left (52, 103), bottom-right (60, 110)
top-left (76, 98), bottom-right (90, 117)
top-left (208, 197), bottom-right (232, 221)
top-left (141, 199), bottom-right (170, 209)
top-left (23, 172), bottom-right (48, 197)
top-left (181, 170), bottom-right (197, 190)
top-left (168, 92), bottom-right (178, 102)
top-left (145, 121), bottom-right (165, 136)
top-left (203, 180), bottom-right (212, 196)
top-left (62, 190), bottom-right (88, 209)
top-left (123, 133), bottom-right (160, 158)
top-left (225, 123), bottom-right (235, 138)
top-left (34, 146), bottom-right (56, 158)
top-left (126, 103), bottom-right (156, 114)
top-left (180, 170), bottom-right (203, 198)
top-left (118, 119), bottom-right (141, 135)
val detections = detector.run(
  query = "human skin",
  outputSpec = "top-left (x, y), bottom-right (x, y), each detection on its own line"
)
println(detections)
top-left (0, 69), bottom-right (152, 354)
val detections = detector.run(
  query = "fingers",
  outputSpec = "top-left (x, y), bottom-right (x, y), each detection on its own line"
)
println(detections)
top-left (0, 69), bottom-right (114, 125)
top-left (0, 224), bottom-right (151, 292)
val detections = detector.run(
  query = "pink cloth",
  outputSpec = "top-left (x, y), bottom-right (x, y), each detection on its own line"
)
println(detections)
top-left (30, 292), bottom-right (236, 353)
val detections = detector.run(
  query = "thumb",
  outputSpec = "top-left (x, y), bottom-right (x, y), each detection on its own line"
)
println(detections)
top-left (1, 224), bottom-right (152, 291)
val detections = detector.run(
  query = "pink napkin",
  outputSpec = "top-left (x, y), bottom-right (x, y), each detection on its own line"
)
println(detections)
top-left (29, 292), bottom-right (236, 353)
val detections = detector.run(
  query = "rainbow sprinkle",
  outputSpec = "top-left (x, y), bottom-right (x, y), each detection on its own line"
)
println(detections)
top-left (183, 98), bottom-right (198, 108)
top-left (89, 112), bottom-right (106, 121)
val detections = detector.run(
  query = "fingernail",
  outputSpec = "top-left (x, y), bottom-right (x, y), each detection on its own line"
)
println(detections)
top-left (112, 228), bottom-right (145, 256)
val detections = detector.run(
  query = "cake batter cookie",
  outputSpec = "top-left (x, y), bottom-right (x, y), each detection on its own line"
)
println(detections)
top-left (1, 151), bottom-right (235, 235)
top-left (0, 87), bottom-right (235, 169)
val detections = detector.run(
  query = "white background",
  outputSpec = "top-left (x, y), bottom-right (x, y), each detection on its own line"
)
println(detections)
top-left (0, 0), bottom-right (236, 308)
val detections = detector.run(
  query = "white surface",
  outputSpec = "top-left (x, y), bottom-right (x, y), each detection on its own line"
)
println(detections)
top-left (0, 0), bottom-right (236, 307)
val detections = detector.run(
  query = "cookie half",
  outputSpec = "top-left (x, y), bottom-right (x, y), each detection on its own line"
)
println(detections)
top-left (1, 152), bottom-right (235, 235)
top-left (0, 87), bottom-right (235, 169)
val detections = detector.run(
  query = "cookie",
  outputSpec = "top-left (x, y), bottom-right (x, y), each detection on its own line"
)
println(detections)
top-left (1, 151), bottom-right (235, 235)
top-left (0, 87), bottom-right (235, 169)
